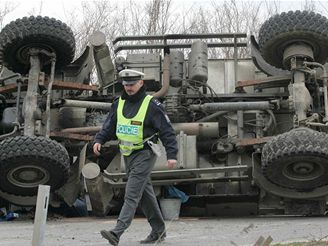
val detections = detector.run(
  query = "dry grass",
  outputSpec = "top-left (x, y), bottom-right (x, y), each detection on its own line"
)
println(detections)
top-left (273, 242), bottom-right (328, 246)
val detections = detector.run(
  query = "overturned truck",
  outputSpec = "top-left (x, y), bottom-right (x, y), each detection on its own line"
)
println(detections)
top-left (1, 10), bottom-right (328, 216)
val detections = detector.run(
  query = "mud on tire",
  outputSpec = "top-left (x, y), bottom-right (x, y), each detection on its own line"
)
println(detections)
top-left (261, 128), bottom-right (328, 191)
top-left (0, 16), bottom-right (75, 74)
top-left (0, 136), bottom-right (70, 196)
top-left (258, 10), bottom-right (328, 69)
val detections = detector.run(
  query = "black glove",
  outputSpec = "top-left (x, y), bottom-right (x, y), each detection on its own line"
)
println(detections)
top-left (164, 45), bottom-right (170, 55)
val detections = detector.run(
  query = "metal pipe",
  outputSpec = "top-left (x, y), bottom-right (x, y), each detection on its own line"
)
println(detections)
top-left (104, 165), bottom-right (248, 179)
top-left (173, 122), bottom-right (219, 137)
top-left (46, 57), bottom-right (56, 138)
top-left (104, 175), bottom-right (249, 187)
top-left (152, 52), bottom-right (170, 98)
top-left (197, 111), bottom-right (228, 122)
top-left (60, 122), bottom-right (219, 137)
top-left (61, 99), bottom-right (112, 110)
top-left (197, 109), bottom-right (276, 133)
top-left (306, 122), bottom-right (328, 127)
top-left (190, 101), bottom-right (273, 112)
top-left (0, 124), bottom-right (19, 140)
top-left (114, 43), bottom-right (247, 54)
top-left (113, 33), bottom-right (247, 45)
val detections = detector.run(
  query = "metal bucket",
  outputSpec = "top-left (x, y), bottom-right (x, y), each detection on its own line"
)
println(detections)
top-left (160, 198), bottom-right (181, 221)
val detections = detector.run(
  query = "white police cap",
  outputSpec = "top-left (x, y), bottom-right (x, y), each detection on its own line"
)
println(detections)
top-left (119, 69), bottom-right (145, 85)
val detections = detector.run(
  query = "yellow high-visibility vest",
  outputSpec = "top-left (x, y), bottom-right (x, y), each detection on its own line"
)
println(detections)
top-left (116, 95), bottom-right (152, 156)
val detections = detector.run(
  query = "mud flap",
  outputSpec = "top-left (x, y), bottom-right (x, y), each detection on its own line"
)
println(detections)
top-left (57, 143), bottom-right (89, 206)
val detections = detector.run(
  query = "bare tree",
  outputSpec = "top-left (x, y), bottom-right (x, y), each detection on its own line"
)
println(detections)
top-left (0, 1), bottom-right (18, 29)
top-left (203, 0), bottom-right (264, 58)
top-left (73, 1), bottom-right (120, 56)
top-left (263, 0), bottom-right (281, 17)
top-left (303, 0), bottom-right (317, 12)
top-left (144, 0), bottom-right (173, 35)
top-left (5, 0), bottom-right (328, 61)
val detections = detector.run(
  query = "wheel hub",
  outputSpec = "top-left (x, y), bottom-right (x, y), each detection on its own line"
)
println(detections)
top-left (282, 42), bottom-right (314, 69)
top-left (17, 43), bottom-right (54, 65)
top-left (283, 161), bottom-right (323, 181)
top-left (7, 165), bottom-right (50, 188)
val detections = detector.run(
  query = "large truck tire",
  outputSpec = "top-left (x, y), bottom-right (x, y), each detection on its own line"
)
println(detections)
top-left (0, 15), bottom-right (75, 74)
top-left (261, 128), bottom-right (328, 191)
top-left (258, 10), bottom-right (328, 69)
top-left (0, 136), bottom-right (70, 196)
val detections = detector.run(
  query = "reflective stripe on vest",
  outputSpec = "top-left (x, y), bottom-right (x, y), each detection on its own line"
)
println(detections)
top-left (116, 95), bottom-right (153, 156)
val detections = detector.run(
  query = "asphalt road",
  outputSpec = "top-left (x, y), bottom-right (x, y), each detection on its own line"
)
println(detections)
top-left (1, 215), bottom-right (328, 246)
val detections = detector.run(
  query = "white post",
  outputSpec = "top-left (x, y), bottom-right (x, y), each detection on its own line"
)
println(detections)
top-left (32, 185), bottom-right (50, 246)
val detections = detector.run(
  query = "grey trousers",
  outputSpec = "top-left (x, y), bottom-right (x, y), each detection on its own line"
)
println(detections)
top-left (112, 149), bottom-right (165, 238)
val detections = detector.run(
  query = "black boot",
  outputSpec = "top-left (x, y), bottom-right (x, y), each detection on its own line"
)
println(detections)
top-left (100, 230), bottom-right (119, 246)
top-left (140, 232), bottom-right (166, 244)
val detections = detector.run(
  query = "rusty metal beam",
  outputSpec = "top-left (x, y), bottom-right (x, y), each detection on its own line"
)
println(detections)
top-left (50, 131), bottom-right (94, 141)
top-left (237, 137), bottom-right (272, 147)
top-left (236, 76), bottom-right (290, 89)
top-left (0, 83), bottom-right (27, 93)
top-left (51, 81), bottom-right (98, 91)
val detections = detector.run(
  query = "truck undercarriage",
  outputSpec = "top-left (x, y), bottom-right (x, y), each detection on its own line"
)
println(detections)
top-left (1, 10), bottom-right (328, 217)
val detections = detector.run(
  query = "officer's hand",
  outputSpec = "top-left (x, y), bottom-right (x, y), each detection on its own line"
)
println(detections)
top-left (166, 159), bottom-right (177, 169)
top-left (93, 143), bottom-right (102, 156)
top-left (164, 45), bottom-right (170, 55)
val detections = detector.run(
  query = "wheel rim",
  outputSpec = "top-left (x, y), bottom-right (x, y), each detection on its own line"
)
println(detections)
top-left (7, 165), bottom-right (50, 188)
top-left (282, 161), bottom-right (324, 182)
top-left (17, 43), bottom-right (55, 65)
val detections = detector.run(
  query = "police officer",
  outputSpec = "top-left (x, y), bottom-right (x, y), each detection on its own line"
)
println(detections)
top-left (93, 69), bottom-right (178, 245)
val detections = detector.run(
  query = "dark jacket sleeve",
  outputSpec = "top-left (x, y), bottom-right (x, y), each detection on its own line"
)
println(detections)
top-left (94, 100), bottom-right (118, 145)
top-left (149, 99), bottom-right (178, 160)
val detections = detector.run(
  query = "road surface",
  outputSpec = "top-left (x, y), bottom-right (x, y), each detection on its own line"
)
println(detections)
top-left (1, 215), bottom-right (328, 246)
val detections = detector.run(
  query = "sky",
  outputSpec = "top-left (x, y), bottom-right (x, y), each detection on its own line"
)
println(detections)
top-left (2, 0), bottom-right (215, 27)
top-left (3, 0), bottom-right (328, 27)
top-left (3, 0), bottom-right (84, 25)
